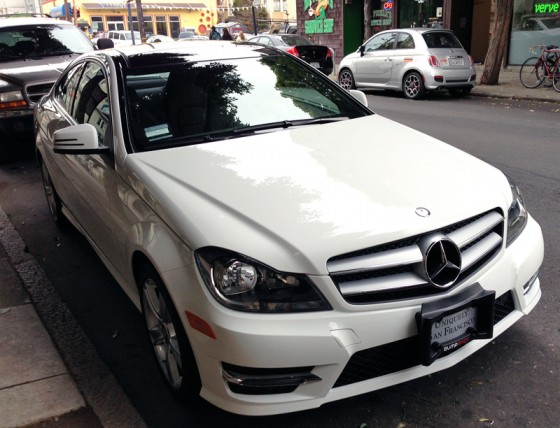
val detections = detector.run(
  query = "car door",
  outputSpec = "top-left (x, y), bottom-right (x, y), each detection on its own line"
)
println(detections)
top-left (390, 31), bottom-right (417, 85)
top-left (49, 60), bottom-right (121, 266)
top-left (355, 32), bottom-right (396, 85)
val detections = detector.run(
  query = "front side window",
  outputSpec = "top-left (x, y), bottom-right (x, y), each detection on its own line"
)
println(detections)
top-left (125, 55), bottom-right (370, 151)
top-left (364, 33), bottom-right (396, 52)
top-left (73, 62), bottom-right (111, 147)
top-left (55, 63), bottom-right (85, 114)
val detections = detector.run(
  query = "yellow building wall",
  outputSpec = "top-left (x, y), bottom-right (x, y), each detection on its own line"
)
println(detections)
top-left (41, 0), bottom-right (219, 37)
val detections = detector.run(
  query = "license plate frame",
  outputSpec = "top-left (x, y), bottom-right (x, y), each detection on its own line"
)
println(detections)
top-left (310, 61), bottom-right (320, 68)
top-left (448, 56), bottom-right (465, 66)
top-left (416, 285), bottom-right (495, 366)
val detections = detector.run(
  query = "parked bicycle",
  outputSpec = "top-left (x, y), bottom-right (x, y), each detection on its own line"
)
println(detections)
top-left (519, 45), bottom-right (560, 92)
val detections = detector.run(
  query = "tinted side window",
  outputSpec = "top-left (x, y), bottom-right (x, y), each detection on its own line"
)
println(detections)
top-left (73, 62), bottom-right (111, 147)
top-left (55, 63), bottom-right (85, 114)
top-left (396, 33), bottom-right (415, 49)
top-left (364, 33), bottom-right (396, 52)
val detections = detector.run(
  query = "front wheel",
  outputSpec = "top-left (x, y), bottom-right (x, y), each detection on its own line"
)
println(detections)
top-left (338, 68), bottom-right (356, 90)
top-left (519, 57), bottom-right (546, 88)
top-left (139, 263), bottom-right (201, 400)
top-left (39, 157), bottom-right (67, 228)
top-left (403, 72), bottom-right (426, 100)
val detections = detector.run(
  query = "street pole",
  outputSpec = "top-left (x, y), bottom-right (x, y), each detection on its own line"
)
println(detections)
top-left (251, 1), bottom-right (258, 35)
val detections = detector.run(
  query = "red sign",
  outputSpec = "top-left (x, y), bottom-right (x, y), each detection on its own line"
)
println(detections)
top-left (384, 1), bottom-right (393, 10)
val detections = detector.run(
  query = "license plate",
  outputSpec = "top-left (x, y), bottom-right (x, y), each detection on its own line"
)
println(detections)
top-left (310, 62), bottom-right (320, 68)
top-left (416, 285), bottom-right (495, 366)
top-left (431, 307), bottom-right (477, 351)
top-left (449, 57), bottom-right (464, 66)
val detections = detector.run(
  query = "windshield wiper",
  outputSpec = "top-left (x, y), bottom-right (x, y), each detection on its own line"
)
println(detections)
top-left (232, 120), bottom-right (295, 135)
top-left (231, 117), bottom-right (349, 136)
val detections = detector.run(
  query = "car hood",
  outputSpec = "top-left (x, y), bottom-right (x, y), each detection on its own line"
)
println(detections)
top-left (0, 55), bottom-right (77, 84)
top-left (125, 115), bottom-right (511, 274)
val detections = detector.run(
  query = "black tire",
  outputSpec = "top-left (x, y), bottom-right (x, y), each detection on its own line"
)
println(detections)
top-left (552, 65), bottom-right (560, 93)
top-left (138, 263), bottom-right (201, 400)
top-left (449, 87), bottom-right (472, 98)
top-left (403, 72), bottom-right (426, 100)
top-left (338, 68), bottom-right (356, 90)
top-left (519, 57), bottom-right (546, 88)
top-left (39, 157), bottom-right (67, 228)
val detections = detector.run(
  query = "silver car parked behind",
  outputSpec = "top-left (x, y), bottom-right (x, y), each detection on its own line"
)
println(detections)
top-left (338, 28), bottom-right (477, 100)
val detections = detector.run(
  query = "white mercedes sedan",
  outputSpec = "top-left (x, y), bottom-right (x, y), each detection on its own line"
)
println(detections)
top-left (34, 40), bottom-right (543, 416)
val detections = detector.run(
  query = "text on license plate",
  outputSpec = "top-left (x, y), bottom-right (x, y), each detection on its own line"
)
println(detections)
top-left (431, 307), bottom-right (476, 344)
top-left (449, 57), bottom-right (464, 66)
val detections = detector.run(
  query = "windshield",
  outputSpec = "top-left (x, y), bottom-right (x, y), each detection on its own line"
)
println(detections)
top-left (0, 24), bottom-right (93, 61)
top-left (125, 55), bottom-right (370, 152)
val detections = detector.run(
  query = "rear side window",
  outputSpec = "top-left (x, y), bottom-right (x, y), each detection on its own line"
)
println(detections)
top-left (423, 32), bottom-right (463, 49)
top-left (396, 33), bottom-right (415, 49)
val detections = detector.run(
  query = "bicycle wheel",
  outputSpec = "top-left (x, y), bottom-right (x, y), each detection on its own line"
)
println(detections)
top-left (553, 63), bottom-right (560, 92)
top-left (519, 57), bottom-right (546, 88)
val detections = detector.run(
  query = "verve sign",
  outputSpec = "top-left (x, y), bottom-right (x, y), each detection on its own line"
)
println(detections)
top-left (534, 2), bottom-right (559, 13)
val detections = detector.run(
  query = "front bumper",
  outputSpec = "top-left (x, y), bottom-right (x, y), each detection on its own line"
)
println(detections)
top-left (173, 215), bottom-right (543, 416)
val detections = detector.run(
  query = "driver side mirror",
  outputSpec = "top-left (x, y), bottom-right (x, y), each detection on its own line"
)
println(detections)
top-left (359, 45), bottom-right (365, 57)
top-left (54, 124), bottom-right (110, 155)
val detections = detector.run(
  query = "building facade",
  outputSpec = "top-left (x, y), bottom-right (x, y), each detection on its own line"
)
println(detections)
top-left (11, 0), bottom-right (555, 64)
top-left (40, 0), bottom-right (220, 38)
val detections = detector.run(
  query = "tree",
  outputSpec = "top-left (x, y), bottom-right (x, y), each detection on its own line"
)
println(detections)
top-left (480, 0), bottom-right (513, 85)
top-left (363, 1), bottom-right (373, 42)
top-left (231, 0), bottom-right (269, 34)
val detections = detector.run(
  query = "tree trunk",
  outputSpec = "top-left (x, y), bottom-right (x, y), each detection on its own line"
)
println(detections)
top-left (135, 0), bottom-right (146, 43)
top-left (363, 2), bottom-right (373, 42)
top-left (480, 0), bottom-right (513, 85)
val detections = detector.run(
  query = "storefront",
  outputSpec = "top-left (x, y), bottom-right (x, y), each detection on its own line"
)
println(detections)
top-left (41, 0), bottom-right (219, 38)
top-left (509, 0), bottom-right (560, 64)
top-left (298, 0), bottom-right (491, 64)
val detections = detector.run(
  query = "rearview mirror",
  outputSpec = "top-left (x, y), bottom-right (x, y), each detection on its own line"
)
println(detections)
top-left (54, 124), bottom-right (110, 155)
top-left (359, 45), bottom-right (365, 56)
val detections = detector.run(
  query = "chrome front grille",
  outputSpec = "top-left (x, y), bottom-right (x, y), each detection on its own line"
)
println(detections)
top-left (24, 82), bottom-right (54, 105)
top-left (328, 209), bottom-right (504, 304)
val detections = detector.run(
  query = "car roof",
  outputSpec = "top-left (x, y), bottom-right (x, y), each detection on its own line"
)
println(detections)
top-left (95, 40), bottom-right (276, 69)
top-left (0, 15), bottom-right (75, 28)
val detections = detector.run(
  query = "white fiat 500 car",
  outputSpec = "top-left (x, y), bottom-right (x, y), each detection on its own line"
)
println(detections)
top-left (338, 28), bottom-right (477, 99)
top-left (34, 41), bottom-right (543, 416)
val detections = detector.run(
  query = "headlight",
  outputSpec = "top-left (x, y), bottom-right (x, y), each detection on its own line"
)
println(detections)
top-left (195, 247), bottom-right (331, 313)
top-left (0, 90), bottom-right (27, 109)
top-left (506, 179), bottom-right (528, 247)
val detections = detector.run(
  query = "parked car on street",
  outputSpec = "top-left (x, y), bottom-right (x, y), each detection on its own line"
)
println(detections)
top-left (146, 34), bottom-right (175, 43)
top-left (0, 15), bottom-right (94, 159)
top-left (106, 30), bottom-right (141, 46)
top-left (338, 28), bottom-right (476, 99)
top-left (248, 33), bottom-right (334, 75)
top-left (34, 40), bottom-right (543, 416)
top-left (178, 31), bottom-right (208, 40)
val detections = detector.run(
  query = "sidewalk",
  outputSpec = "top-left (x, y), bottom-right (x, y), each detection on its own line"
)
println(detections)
top-left (471, 64), bottom-right (560, 103)
top-left (0, 205), bottom-right (145, 428)
top-left (0, 64), bottom-right (558, 428)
